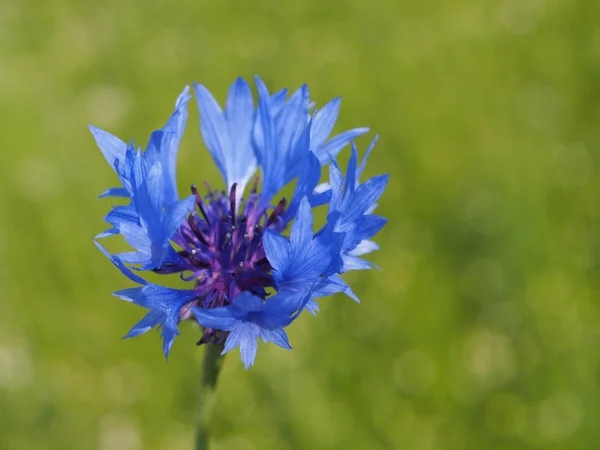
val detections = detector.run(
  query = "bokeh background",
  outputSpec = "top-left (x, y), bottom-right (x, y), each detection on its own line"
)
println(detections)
top-left (1, 0), bottom-right (599, 449)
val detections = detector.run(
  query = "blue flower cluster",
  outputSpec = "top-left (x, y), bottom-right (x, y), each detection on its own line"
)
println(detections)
top-left (92, 76), bottom-right (388, 368)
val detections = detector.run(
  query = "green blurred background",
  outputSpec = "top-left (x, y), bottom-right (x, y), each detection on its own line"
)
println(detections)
top-left (1, 0), bottom-right (599, 449)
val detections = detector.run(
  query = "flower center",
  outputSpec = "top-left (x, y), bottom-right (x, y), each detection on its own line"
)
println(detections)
top-left (176, 182), bottom-right (287, 310)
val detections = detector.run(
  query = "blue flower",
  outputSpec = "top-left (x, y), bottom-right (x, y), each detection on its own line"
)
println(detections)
top-left (91, 87), bottom-right (196, 269)
top-left (194, 78), bottom-right (256, 196)
top-left (91, 86), bottom-right (191, 204)
top-left (193, 290), bottom-right (310, 369)
top-left (92, 76), bottom-right (388, 368)
top-left (253, 75), bottom-right (369, 204)
top-left (264, 197), bottom-right (343, 293)
top-left (283, 151), bottom-right (330, 221)
top-left (95, 241), bottom-right (200, 358)
top-left (328, 140), bottom-right (389, 271)
top-left (254, 76), bottom-right (369, 165)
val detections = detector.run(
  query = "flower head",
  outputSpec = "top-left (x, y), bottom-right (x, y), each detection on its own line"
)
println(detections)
top-left (92, 76), bottom-right (388, 368)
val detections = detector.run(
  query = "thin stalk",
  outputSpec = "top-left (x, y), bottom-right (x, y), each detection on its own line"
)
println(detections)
top-left (195, 344), bottom-right (224, 450)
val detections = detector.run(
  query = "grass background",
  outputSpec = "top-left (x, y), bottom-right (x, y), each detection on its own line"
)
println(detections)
top-left (1, 0), bottom-right (599, 448)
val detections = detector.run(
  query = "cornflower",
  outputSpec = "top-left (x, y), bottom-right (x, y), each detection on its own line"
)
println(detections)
top-left (92, 76), bottom-right (388, 368)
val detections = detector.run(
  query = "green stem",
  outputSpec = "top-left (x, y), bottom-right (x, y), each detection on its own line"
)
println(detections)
top-left (195, 343), bottom-right (224, 450)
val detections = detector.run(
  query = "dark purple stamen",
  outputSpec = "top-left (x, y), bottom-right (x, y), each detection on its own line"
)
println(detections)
top-left (255, 257), bottom-right (269, 266)
top-left (191, 184), bottom-right (210, 224)
top-left (188, 212), bottom-right (208, 246)
top-left (229, 183), bottom-right (237, 227)
top-left (267, 198), bottom-right (287, 227)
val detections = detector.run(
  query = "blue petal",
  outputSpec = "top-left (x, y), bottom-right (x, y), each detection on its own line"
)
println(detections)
top-left (253, 89), bottom-right (280, 202)
top-left (251, 76), bottom-right (368, 204)
top-left (124, 310), bottom-right (163, 338)
top-left (260, 328), bottom-right (292, 350)
top-left (158, 86), bottom-right (191, 204)
top-left (161, 327), bottom-right (178, 360)
top-left (324, 140), bottom-right (389, 272)
top-left (342, 254), bottom-right (378, 271)
top-left (342, 239), bottom-right (382, 271)
top-left (123, 305), bottom-right (181, 360)
top-left (253, 75), bottom-right (288, 116)
top-left (118, 250), bottom-right (152, 266)
top-left (136, 162), bottom-right (165, 229)
top-left (194, 83), bottom-right (227, 178)
top-left (89, 125), bottom-right (128, 171)
top-left (253, 82), bottom-right (310, 204)
top-left (285, 119), bottom-right (312, 183)
top-left (266, 198), bottom-right (344, 291)
top-left (95, 228), bottom-right (118, 239)
top-left (289, 197), bottom-right (313, 252)
top-left (109, 159), bottom-right (194, 269)
top-left (118, 223), bottom-right (153, 262)
top-left (310, 97), bottom-right (341, 149)
top-left (269, 89), bottom-right (288, 115)
top-left (195, 78), bottom-right (257, 193)
top-left (114, 284), bottom-right (198, 358)
top-left (304, 299), bottom-right (320, 316)
top-left (356, 135), bottom-right (379, 182)
top-left (97, 241), bottom-right (193, 358)
top-left (350, 239), bottom-right (379, 256)
top-left (192, 306), bottom-right (240, 331)
top-left (345, 143), bottom-right (359, 194)
top-left (195, 291), bottom-right (296, 333)
top-left (356, 214), bottom-right (388, 238)
top-left (105, 205), bottom-right (139, 228)
top-left (222, 323), bottom-right (260, 369)
top-left (222, 325), bottom-right (242, 355)
top-left (92, 87), bottom-right (191, 205)
top-left (313, 128), bottom-right (370, 164)
top-left (328, 160), bottom-right (345, 213)
top-left (161, 195), bottom-right (196, 241)
top-left (260, 289), bottom-right (314, 326)
top-left (342, 215), bottom-right (388, 252)
top-left (224, 78), bottom-right (257, 191)
top-left (314, 274), bottom-right (360, 302)
top-left (341, 174), bottom-right (389, 224)
top-left (216, 290), bottom-right (313, 369)
top-left (284, 151), bottom-right (324, 221)
top-left (238, 324), bottom-right (260, 369)
top-left (99, 187), bottom-right (129, 198)
top-left (230, 291), bottom-right (264, 315)
top-left (94, 240), bottom-right (147, 285)
top-left (113, 284), bottom-right (197, 311)
top-left (263, 229), bottom-right (291, 271)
